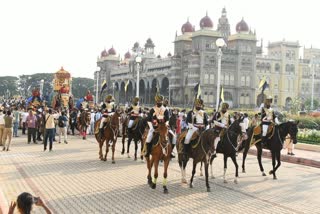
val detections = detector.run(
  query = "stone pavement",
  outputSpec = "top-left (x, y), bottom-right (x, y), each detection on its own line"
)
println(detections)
top-left (1, 133), bottom-right (320, 214)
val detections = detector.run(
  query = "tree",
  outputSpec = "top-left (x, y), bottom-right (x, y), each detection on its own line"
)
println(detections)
top-left (304, 98), bottom-right (319, 111)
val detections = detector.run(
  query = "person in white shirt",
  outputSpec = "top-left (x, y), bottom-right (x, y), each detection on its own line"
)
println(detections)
top-left (21, 110), bottom-right (28, 135)
top-left (90, 110), bottom-right (95, 135)
top-left (44, 109), bottom-right (55, 151)
top-left (0, 108), bottom-right (5, 146)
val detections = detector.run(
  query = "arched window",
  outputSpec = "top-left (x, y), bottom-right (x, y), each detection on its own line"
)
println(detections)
top-left (230, 74), bottom-right (234, 85)
top-left (224, 91), bottom-right (232, 101)
top-left (286, 64), bottom-right (290, 72)
top-left (256, 62), bottom-right (260, 69)
top-left (246, 76), bottom-right (251, 87)
top-left (225, 74), bottom-right (229, 85)
top-left (275, 63), bottom-right (280, 72)
top-left (274, 95), bottom-right (278, 105)
top-left (241, 76), bottom-right (245, 86)
top-left (291, 64), bottom-right (295, 73)
top-left (266, 63), bottom-right (271, 71)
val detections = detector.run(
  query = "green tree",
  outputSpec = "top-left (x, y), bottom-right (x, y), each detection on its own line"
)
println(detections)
top-left (304, 98), bottom-right (319, 111)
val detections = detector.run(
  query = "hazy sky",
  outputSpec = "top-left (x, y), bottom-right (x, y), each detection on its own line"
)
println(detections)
top-left (0, 0), bottom-right (319, 79)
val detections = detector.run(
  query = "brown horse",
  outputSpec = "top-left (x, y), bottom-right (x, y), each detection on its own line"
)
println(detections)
top-left (77, 110), bottom-right (91, 140)
top-left (94, 110), bottom-right (120, 163)
top-left (144, 122), bottom-right (172, 194)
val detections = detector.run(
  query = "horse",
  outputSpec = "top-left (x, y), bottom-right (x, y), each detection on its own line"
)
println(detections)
top-left (121, 115), bottom-right (148, 161)
top-left (144, 122), bottom-right (172, 194)
top-left (77, 110), bottom-right (91, 140)
top-left (94, 110), bottom-right (120, 163)
top-left (240, 120), bottom-right (299, 179)
top-left (199, 117), bottom-right (246, 184)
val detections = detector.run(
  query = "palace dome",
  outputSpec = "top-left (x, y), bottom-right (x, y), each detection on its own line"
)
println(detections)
top-left (200, 12), bottom-right (213, 29)
top-left (101, 49), bottom-right (108, 57)
top-left (236, 18), bottom-right (249, 33)
top-left (181, 19), bottom-right (194, 34)
top-left (108, 47), bottom-right (116, 55)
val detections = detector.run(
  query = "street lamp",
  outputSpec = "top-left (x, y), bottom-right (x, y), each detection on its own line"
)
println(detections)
top-left (95, 67), bottom-right (101, 103)
top-left (40, 79), bottom-right (44, 98)
top-left (215, 38), bottom-right (226, 111)
top-left (135, 56), bottom-right (142, 97)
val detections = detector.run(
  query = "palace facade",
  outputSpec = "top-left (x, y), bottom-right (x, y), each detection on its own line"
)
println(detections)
top-left (94, 8), bottom-right (319, 110)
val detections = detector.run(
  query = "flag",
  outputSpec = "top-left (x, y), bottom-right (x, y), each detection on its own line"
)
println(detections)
top-left (262, 81), bottom-right (269, 93)
top-left (258, 76), bottom-right (266, 89)
top-left (100, 80), bottom-right (107, 96)
top-left (194, 82), bottom-right (201, 99)
top-left (124, 80), bottom-right (129, 93)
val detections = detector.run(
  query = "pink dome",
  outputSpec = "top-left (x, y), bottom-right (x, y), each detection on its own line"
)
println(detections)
top-left (124, 51), bottom-right (131, 59)
top-left (108, 47), bottom-right (116, 55)
top-left (236, 18), bottom-right (249, 33)
top-left (200, 13), bottom-right (213, 29)
top-left (101, 49), bottom-right (108, 57)
top-left (181, 19), bottom-right (194, 34)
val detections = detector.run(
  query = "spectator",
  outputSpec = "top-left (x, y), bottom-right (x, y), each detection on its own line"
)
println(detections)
top-left (69, 109), bottom-right (77, 135)
top-left (89, 110), bottom-right (95, 135)
top-left (8, 192), bottom-right (52, 214)
top-left (243, 113), bottom-right (249, 131)
top-left (21, 109), bottom-right (28, 135)
top-left (58, 111), bottom-right (68, 144)
top-left (2, 110), bottom-right (13, 151)
top-left (26, 110), bottom-right (37, 144)
top-left (12, 107), bottom-right (20, 137)
top-left (44, 109), bottom-right (55, 151)
top-left (284, 133), bottom-right (295, 155)
top-left (250, 114), bottom-right (259, 127)
top-left (0, 108), bottom-right (4, 146)
top-left (36, 109), bottom-right (43, 141)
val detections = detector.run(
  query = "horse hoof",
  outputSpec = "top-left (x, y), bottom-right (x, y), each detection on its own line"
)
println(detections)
top-left (127, 154), bottom-right (130, 158)
top-left (242, 169), bottom-right (246, 173)
top-left (151, 183), bottom-right (156, 189)
top-left (121, 151), bottom-right (124, 155)
top-left (134, 157), bottom-right (137, 161)
top-left (234, 179), bottom-right (238, 184)
top-left (262, 172), bottom-right (267, 176)
top-left (273, 176), bottom-right (277, 180)
top-left (223, 180), bottom-right (228, 184)
top-left (211, 176), bottom-right (215, 179)
top-left (269, 170), bottom-right (273, 175)
top-left (207, 187), bottom-right (211, 192)
top-left (112, 160), bottom-right (115, 164)
top-left (200, 173), bottom-right (203, 177)
top-left (163, 187), bottom-right (168, 194)
top-left (189, 183), bottom-right (193, 188)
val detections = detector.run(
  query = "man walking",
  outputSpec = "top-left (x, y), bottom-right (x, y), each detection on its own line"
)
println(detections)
top-left (26, 110), bottom-right (37, 144)
top-left (58, 111), bottom-right (68, 144)
top-left (2, 110), bottom-right (13, 151)
top-left (44, 109), bottom-right (55, 151)
top-left (0, 108), bottom-right (5, 146)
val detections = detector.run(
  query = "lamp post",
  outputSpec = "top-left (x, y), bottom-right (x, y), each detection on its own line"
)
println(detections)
top-left (135, 56), bottom-right (142, 97)
top-left (95, 67), bottom-right (100, 103)
top-left (112, 82), bottom-right (115, 98)
top-left (215, 38), bottom-right (226, 111)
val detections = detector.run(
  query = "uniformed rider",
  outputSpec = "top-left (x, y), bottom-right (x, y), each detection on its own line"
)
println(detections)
top-left (163, 98), bottom-right (177, 158)
top-left (212, 102), bottom-right (231, 157)
top-left (145, 94), bottom-right (169, 157)
top-left (99, 94), bottom-right (115, 138)
top-left (260, 96), bottom-right (276, 146)
top-left (183, 98), bottom-right (208, 158)
top-left (127, 97), bottom-right (142, 131)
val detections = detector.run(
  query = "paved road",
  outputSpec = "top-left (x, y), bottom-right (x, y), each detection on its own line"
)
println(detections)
top-left (1, 134), bottom-right (320, 214)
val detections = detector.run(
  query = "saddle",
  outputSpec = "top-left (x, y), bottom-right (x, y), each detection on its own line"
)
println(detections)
top-left (177, 130), bottom-right (203, 154)
top-left (250, 124), bottom-right (275, 147)
top-left (126, 117), bottom-right (140, 130)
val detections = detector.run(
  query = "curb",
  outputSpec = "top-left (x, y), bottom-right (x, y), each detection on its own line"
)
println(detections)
top-left (295, 143), bottom-right (320, 152)
top-left (247, 149), bottom-right (320, 169)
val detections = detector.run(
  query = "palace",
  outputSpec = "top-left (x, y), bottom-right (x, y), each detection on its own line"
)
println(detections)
top-left (94, 8), bottom-right (319, 110)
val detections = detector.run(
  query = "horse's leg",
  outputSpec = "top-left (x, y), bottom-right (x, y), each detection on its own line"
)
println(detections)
top-left (269, 150), bottom-right (277, 179)
top-left (163, 157), bottom-right (169, 194)
top-left (111, 139), bottom-right (116, 164)
top-left (189, 160), bottom-right (197, 188)
top-left (205, 161), bottom-right (210, 192)
top-left (83, 126), bottom-right (87, 140)
top-left (257, 146), bottom-right (266, 176)
top-left (127, 137), bottom-right (131, 158)
top-left (223, 154), bottom-right (228, 183)
top-left (273, 149), bottom-right (281, 180)
top-left (231, 155), bottom-right (239, 184)
top-left (199, 161), bottom-right (203, 176)
top-left (121, 126), bottom-right (126, 155)
top-left (242, 145), bottom-right (250, 173)
top-left (210, 155), bottom-right (215, 179)
top-left (146, 157), bottom-right (152, 186)
top-left (99, 140), bottom-right (103, 160)
top-left (151, 157), bottom-right (159, 189)
top-left (104, 140), bottom-right (109, 161)
top-left (140, 139), bottom-right (144, 161)
top-left (134, 140), bottom-right (138, 161)
top-left (181, 156), bottom-right (189, 184)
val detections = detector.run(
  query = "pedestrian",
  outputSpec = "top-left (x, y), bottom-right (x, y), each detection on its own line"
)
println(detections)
top-left (26, 110), bottom-right (37, 144)
top-left (8, 192), bottom-right (52, 214)
top-left (44, 109), bottom-right (55, 151)
top-left (58, 111), bottom-right (68, 144)
top-left (284, 133), bottom-right (295, 155)
top-left (21, 109), bottom-right (28, 135)
top-left (0, 108), bottom-right (4, 146)
top-left (12, 107), bottom-right (20, 137)
top-left (69, 108), bottom-right (77, 135)
top-left (36, 109), bottom-right (43, 141)
top-left (2, 110), bottom-right (13, 151)
top-left (250, 113), bottom-right (259, 127)
top-left (90, 109), bottom-right (95, 135)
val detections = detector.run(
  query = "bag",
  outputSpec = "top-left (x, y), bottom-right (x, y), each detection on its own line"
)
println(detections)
top-left (58, 117), bottom-right (64, 128)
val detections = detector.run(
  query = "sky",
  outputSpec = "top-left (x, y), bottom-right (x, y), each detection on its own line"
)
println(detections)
top-left (0, 0), bottom-right (319, 79)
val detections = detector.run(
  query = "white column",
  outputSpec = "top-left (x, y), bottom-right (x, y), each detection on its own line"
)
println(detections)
top-left (215, 47), bottom-right (222, 111)
top-left (96, 71), bottom-right (99, 103)
top-left (311, 63), bottom-right (315, 110)
top-left (137, 63), bottom-right (140, 97)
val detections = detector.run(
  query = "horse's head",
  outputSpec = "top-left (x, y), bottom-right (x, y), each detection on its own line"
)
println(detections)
top-left (154, 122), bottom-right (169, 143)
top-left (286, 120), bottom-right (299, 144)
top-left (230, 116), bottom-right (246, 137)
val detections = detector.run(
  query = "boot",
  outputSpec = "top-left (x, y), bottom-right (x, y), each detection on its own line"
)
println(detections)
top-left (261, 136), bottom-right (267, 147)
top-left (145, 143), bottom-right (152, 158)
top-left (99, 128), bottom-right (104, 139)
top-left (171, 144), bottom-right (176, 158)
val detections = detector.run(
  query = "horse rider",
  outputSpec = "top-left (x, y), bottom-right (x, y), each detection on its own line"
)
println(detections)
top-left (183, 98), bottom-right (208, 159)
top-left (163, 98), bottom-right (177, 158)
top-left (99, 94), bottom-right (115, 139)
top-left (212, 102), bottom-right (231, 157)
top-left (145, 94), bottom-right (169, 157)
top-left (260, 96), bottom-right (277, 147)
top-left (127, 96), bottom-right (142, 132)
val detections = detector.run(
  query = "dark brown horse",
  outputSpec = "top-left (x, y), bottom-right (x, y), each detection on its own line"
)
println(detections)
top-left (200, 117), bottom-right (246, 184)
top-left (177, 128), bottom-right (215, 192)
top-left (240, 120), bottom-right (299, 179)
top-left (144, 122), bottom-right (172, 193)
top-left (77, 110), bottom-right (91, 140)
top-left (121, 115), bottom-right (148, 161)
top-left (94, 110), bottom-right (120, 163)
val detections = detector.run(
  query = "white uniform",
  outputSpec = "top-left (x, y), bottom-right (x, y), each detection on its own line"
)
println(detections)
top-left (262, 107), bottom-right (273, 136)
top-left (99, 102), bottom-right (115, 129)
top-left (146, 105), bottom-right (167, 144)
top-left (185, 109), bottom-right (206, 145)
top-left (128, 105), bottom-right (140, 128)
top-left (213, 111), bottom-right (230, 154)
